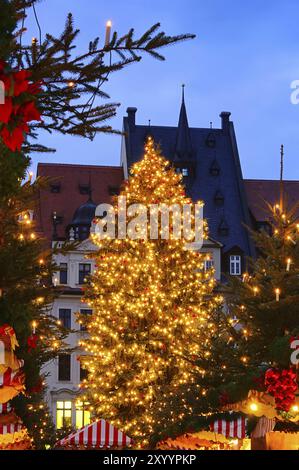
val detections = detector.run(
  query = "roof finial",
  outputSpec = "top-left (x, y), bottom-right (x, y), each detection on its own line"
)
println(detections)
top-left (148, 119), bottom-right (151, 128)
top-left (181, 83), bottom-right (185, 103)
top-left (279, 144), bottom-right (284, 212)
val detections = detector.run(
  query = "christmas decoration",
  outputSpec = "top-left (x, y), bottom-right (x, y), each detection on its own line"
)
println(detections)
top-left (0, 60), bottom-right (41, 152)
top-left (80, 137), bottom-right (223, 447)
top-left (222, 198), bottom-right (299, 419)
top-left (265, 368), bottom-right (297, 412)
top-left (0, 324), bottom-right (31, 450)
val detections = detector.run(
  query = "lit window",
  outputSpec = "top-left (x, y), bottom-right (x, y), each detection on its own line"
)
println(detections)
top-left (75, 401), bottom-right (91, 429)
top-left (230, 255), bottom-right (241, 275)
top-left (56, 401), bottom-right (72, 429)
top-left (79, 263), bottom-right (91, 285)
top-left (182, 168), bottom-right (189, 177)
top-left (59, 263), bottom-right (68, 284)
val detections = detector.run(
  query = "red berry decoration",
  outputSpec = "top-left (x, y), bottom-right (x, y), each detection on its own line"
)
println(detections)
top-left (265, 367), bottom-right (298, 412)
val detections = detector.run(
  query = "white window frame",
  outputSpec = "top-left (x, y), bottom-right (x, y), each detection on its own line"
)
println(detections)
top-left (204, 259), bottom-right (214, 271)
top-left (230, 255), bottom-right (241, 275)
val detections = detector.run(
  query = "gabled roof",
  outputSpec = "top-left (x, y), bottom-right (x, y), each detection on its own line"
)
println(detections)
top-left (123, 105), bottom-right (255, 257)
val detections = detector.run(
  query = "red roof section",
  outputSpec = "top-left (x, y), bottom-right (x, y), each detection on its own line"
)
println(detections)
top-left (36, 163), bottom-right (124, 242)
top-left (35, 161), bottom-right (298, 244)
top-left (244, 179), bottom-right (299, 221)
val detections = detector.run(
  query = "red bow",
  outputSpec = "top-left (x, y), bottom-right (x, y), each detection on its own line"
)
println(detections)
top-left (27, 334), bottom-right (38, 352)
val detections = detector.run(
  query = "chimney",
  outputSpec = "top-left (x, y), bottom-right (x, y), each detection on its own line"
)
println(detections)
top-left (126, 107), bottom-right (137, 131)
top-left (220, 111), bottom-right (231, 133)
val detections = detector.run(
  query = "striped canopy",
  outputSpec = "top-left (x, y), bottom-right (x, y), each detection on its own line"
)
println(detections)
top-left (56, 419), bottom-right (132, 448)
top-left (210, 416), bottom-right (247, 439)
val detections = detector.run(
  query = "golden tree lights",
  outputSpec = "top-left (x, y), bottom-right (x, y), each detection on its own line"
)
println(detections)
top-left (80, 137), bottom-right (222, 447)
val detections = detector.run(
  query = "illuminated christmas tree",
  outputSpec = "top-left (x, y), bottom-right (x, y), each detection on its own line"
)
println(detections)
top-left (223, 197), bottom-right (299, 417)
top-left (80, 137), bottom-right (223, 447)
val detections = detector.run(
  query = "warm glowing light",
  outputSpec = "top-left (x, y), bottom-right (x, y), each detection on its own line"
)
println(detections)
top-left (275, 288), bottom-right (281, 302)
top-left (249, 402), bottom-right (258, 412)
top-left (292, 405), bottom-right (299, 413)
top-left (32, 321), bottom-right (37, 334)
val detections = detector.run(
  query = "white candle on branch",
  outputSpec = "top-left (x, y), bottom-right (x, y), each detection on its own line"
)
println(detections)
top-left (275, 288), bottom-right (281, 302)
top-left (105, 20), bottom-right (112, 46)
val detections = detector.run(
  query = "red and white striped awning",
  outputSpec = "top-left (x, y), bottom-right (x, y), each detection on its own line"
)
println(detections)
top-left (210, 416), bottom-right (247, 439)
top-left (0, 423), bottom-right (23, 435)
top-left (56, 419), bottom-right (132, 448)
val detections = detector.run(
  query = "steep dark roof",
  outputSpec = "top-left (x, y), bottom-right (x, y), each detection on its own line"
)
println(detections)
top-left (123, 106), bottom-right (255, 257)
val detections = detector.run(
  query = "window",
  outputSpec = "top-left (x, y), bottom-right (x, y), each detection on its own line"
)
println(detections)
top-left (204, 259), bottom-right (214, 271)
top-left (50, 183), bottom-right (61, 193)
top-left (58, 354), bottom-right (71, 381)
top-left (108, 185), bottom-right (120, 196)
top-left (176, 168), bottom-right (189, 176)
top-left (75, 401), bottom-right (91, 429)
top-left (230, 255), bottom-right (241, 275)
top-left (79, 184), bottom-right (91, 195)
top-left (80, 309), bottom-right (92, 331)
top-left (59, 263), bottom-right (68, 285)
top-left (79, 263), bottom-right (91, 285)
top-left (59, 308), bottom-right (71, 329)
top-left (56, 401), bottom-right (72, 429)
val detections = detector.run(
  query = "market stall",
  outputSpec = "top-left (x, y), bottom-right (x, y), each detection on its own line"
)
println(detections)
top-left (55, 419), bottom-right (133, 450)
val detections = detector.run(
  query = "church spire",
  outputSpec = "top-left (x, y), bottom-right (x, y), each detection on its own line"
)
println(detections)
top-left (174, 84), bottom-right (193, 161)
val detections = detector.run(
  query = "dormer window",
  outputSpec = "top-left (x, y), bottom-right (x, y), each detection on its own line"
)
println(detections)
top-left (230, 255), bottom-right (241, 275)
top-left (209, 159), bottom-right (220, 176)
top-left (218, 219), bottom-right (229, 237)
top-left (176, 168), bottom-right (189, 177)
top-left (206, 133), bottom-right (216, 148)
top-left (214, 190), bottom-right (225, 206)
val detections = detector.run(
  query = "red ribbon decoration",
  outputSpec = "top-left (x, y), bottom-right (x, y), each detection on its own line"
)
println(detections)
top-left (27, 334), bottom-right (38, 353)
top-left (0, 60), bottom-right (42, 152)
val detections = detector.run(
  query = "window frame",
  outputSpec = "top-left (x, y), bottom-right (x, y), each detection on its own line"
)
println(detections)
top-left (80, 309), bottom-right (92, 331)
top-left (78, 263), bottom-right (91, 285)
top-left (58, 308), bottom-right (71, 329)
top-left (58, 353), bottom-right (71, 382)
top-left (59, 262), bottom-right (68, 285)
top-left (230, 255), bottom-right (241, 276)
top-left (56, 400), bottom-right (72, 429)
top-left (75, 401), bottom-right (91, 429)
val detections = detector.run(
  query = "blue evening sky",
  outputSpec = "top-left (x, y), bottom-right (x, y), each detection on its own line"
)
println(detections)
top-left (25, 0), bottom-right (299, 180)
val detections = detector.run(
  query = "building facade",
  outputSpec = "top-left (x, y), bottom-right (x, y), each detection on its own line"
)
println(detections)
top-left (35, 96), bottom-right (299, 429)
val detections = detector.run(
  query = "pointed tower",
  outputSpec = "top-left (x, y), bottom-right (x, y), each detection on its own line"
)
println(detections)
top-left (173, 85), bottom-right (195, 181)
